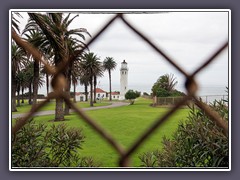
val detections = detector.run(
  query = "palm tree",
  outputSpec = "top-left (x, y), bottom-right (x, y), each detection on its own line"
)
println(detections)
top-left (160, 73), bottom-right (178, 92)
top-left (11, 12), bottom-right (22, 33)
top-left (16, 70), bottom-right (28, 106)
top-left (64, 38), bottom-right (89, 114)
top-left (23, 30), bottom-right (47, 107)
top-left (40, 65), bottom-right (51, 96)
top-left (11, 42), bottom-right (27, 112)
top-left (152, 73), bottom-right (178, 97)
top-left (19, 71), bottom-right (28, 104)
top-left (24, 18), bottom-right (55, 98)
top-left (71, 59), bottom-right (83, 103)
top-left (11, 12), bottom-right (23, 111)
top-left (103, 57), bottom-right (117, 101)
top-left (81, 52), bottom-right (102, 107)
top-left (93, 71), bottom-right (104, 103)
top-left (27, 13), bottom-right (90, 121)
top-left (23, 62), bottom-right (34, 104)
top-left (16, 72), bottom-right (23, 107)
top-left (24, 61), bottom-right (45, 105)
top-left (79, 74), bottom-right (90, 102)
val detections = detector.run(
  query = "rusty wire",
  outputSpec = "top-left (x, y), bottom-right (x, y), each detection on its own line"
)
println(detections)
top-left (11, 12), bottom-right (229, 168)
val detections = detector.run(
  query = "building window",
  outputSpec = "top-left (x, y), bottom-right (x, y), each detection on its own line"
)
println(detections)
top-left (113, 96), bottom-right (115, 98)
top-left (98, 94), bottom-right (100, 97)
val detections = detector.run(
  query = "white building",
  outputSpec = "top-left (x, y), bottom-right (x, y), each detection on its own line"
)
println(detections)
top-left (75, 88), bottom-right (107, 101)
top-left (110, 91), bottom-right (120, 100)
top-left (94, 88), bottom-right (107, 100)
top-left (75, 92), bottom-right (87, 102)
top-left (119, 60), bottom-right (128, 100)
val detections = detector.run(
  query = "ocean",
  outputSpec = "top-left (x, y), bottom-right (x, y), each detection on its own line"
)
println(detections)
top-left (38, 83), bottom-right (228, 103)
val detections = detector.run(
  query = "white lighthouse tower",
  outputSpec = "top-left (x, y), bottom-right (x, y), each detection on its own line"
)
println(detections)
top-left (120, 60), bottom-right (128, 100)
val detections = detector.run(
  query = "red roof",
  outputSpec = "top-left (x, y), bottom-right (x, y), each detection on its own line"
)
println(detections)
top-left (111, 92), bottom-right (120, 95)
top-left (95, 88), bottom-right (106, 93)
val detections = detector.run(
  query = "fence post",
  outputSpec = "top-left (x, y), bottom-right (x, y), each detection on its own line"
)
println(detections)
top-left (153, 96), bottom-right (157, 105)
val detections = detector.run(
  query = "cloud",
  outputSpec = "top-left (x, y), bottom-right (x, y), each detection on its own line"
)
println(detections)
top-left (15, 10), bottom-right (229, 95)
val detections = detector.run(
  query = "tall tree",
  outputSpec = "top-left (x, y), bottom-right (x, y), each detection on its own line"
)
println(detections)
top-left (103, 57), bottom-right (117, 101)
top-left (16, 70), bottom-right (28, 106)
top-left (24, 62), bottom-right (34, 105)
top-left (64, 39), bottom-right (89, 114)
top-left (24, 20), bottom-right (55, 98)
top-left (81, 52), bottom-right (102, 107)
top-left (23, 30), bottom-right (46, 107)
top-left (27, 13), bottom-right (90, 121)
top-left (93, 69), bottom-right (104, 103)
top-left (11, 12), bottom-right (22, 33)
top-left (23, 62), bottom-right (45, 105)
top-left (11, 13), bottom-right (24, 112)
top-left (79, 74), bottom-right (89, 102)
top-left (151, 73), bottom-right (178, 97)
top-left (71, 60), bottom-right (82, 103)
top-left (11, 42), bottom-right (27, 112)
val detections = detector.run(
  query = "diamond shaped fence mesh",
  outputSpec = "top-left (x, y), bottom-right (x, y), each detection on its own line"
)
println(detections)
top-left (11, 12), bottom-right (229, 167)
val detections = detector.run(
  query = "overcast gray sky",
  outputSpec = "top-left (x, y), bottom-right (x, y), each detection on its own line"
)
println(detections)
top-left (16, 10), bottom-right (229, 96)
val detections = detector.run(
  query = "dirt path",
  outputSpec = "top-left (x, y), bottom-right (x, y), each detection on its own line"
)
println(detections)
top-left (12, 101), bottom-right (129, 119)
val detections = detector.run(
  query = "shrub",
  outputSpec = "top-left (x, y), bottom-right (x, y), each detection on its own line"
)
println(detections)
top-left (169, 89), bottom-right (186, 97)
top-left (125, 89), bottom-right (141, 105)
top-left (156, 88), bottom-right (170, 97)
top-left (12, 119), bottom-right (50, 167)
top-left (139, 99), bottom-right (229, 168)
top-left (12, 119), bottom-right (100, 167)
top-left (143, 92), bottom-right (149, 96)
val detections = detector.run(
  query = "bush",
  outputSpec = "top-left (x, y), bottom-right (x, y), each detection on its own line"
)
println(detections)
top-left (125, 89), bottom-right (141, 105)
top-left (139, 99), bottom-right (229, 168)
top-left (143, 92), bottom-right (149, 96)
top-left (169, 89), bottom-right (186, 97)
top-left (12, 119), bottom-right (100, 167)
top-left (156, 88), bottom-right (170, 97)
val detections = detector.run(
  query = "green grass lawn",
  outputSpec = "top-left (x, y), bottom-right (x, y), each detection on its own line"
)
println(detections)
top-left (12, 100), bottom-right (111, 114)
top-left (20, 97), bottom-right (190, 167)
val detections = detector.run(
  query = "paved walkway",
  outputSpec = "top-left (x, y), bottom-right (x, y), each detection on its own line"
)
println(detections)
top-left (12, 101), bottom-right (129, 119)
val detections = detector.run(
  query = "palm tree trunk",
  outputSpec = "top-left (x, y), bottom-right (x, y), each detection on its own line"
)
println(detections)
top-left (93, 75), bottom-right (97, 103)
top-left (46, 73), bottom-right (50, 102)
top-left (21, 86), bottom-right (24, 103)
top-left (32, 60), bottom-right (39, 107)
top-left (46, 73), bottom-right (49, 95)
top-left (12, 73), bottom-right (17, 112)
top-left (109, 70), bottom-right (112, 101)
top-left (28, 83), bottom-right (32, 105)
top-left (73, 82), bottom-right (76, 103)
top-left (64, 73), bottom-right (71, 115)
top-left (84, 83), bottom-right (88, 102)
top-left (17, 87), bottom-right (20, 107)
top-left (55, 97), bottom-right (64, 121)
top-left (90, 77), bottom-right (93, 107)
top-left (54, 57), bottom-right (64, 121)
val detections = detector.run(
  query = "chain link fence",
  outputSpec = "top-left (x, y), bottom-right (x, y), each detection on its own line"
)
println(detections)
top-left (11, 12), bottom-right (229, 168)
top-left (154, 95), bottom-right (228, 106)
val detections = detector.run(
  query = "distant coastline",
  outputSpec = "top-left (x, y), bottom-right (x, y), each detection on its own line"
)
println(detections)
top-left (38, 83), bottom-right (228, 98)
